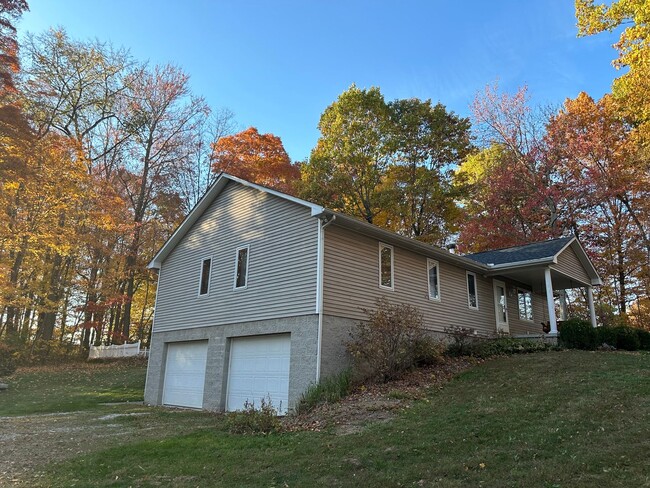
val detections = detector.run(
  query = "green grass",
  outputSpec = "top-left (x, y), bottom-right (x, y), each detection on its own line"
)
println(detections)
top-left (0, 358), bottom-right (147, 416)
top-left (37, 351), bottom-right (650, 487)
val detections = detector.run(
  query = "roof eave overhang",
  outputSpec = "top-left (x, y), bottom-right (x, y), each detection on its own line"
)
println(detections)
top-left (483, 257), bottom-right (556, 274)
top-left (318, 210), bottom-right (489, 273)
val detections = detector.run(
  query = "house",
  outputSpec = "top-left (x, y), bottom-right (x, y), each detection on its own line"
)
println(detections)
top-left (143, 174), bottom-right (601, 413)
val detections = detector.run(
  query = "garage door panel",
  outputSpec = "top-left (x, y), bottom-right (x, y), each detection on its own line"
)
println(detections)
top-left (163, 341), bottom-right (208, 409)
top-left (227, 334), bottom-right (290, 414)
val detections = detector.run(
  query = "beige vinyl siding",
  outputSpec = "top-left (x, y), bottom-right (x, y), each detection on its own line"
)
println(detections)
top-left (323, 225), bottom-right (497, 335)
top-left (153, 182), bottom-right (318, 333)
top-left (552, 246), bottom-right (591, 285)
top-left (505, 286), bottom-right (547, 335)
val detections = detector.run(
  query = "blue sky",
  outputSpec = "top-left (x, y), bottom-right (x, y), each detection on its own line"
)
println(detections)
top-left (20, 1), bottom-right (620, 161)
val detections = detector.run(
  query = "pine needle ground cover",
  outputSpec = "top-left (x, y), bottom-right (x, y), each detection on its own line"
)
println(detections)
top-left (34, 351), bottom-right (649, 488)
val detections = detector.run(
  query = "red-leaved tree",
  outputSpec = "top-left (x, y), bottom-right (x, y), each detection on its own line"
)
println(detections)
top-left (211, 127), bottom-right (299, 194)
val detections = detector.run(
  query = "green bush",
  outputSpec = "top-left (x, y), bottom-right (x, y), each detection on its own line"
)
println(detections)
top-left (560, 318), bottom-right (597, 350)
top-left (0, 343), bottom-right (17, 377)
top-left (225, 397), bottom-right (281, 434)
top-left (347, 298), bottom-right (425, 382)
top-left (637, 329), bottom-right (650, 351)
top-left (413, 335), bottom-right (446, 366)
top-left (595, 326), bottom-right (619, 347)
top-left (467, 338), bottom-right (554, 359)
top-left (613, 326), bottom-right (641, 351)
top-left (294, 369), bottom-right (352, 415)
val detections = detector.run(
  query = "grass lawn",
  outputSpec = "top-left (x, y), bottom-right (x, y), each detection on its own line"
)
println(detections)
top-left (0, 358), bottom-right (147, 416)
top-left (37, 351), bottom-right (650, 488)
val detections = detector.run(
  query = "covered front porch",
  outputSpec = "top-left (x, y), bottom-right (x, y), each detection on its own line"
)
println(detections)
top-left (489, 265), bottom-right (598, 335)
top-left (467, 237), bottom-right (602, 336)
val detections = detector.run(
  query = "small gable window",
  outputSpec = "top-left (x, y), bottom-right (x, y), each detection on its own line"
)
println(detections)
top-left (199, 258), bottom-right (211, 296)
top-left (379, 243), bottom-right (394, 290)
top-left (427, 259), bottom-right (440, 300)
top-left (467, 272), bottom-right (478, 309)
top-left (518, 289), bottom-right (533, 321)
top-left (234, 246), bottom-right (249, 289)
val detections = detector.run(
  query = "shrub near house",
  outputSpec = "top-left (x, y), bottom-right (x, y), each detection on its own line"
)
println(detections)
top-left (560, 318), bottom-right (650, 351)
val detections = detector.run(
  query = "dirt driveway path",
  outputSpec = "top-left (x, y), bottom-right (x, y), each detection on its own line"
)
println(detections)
top-left (0, 407), bottom-right (213, 486)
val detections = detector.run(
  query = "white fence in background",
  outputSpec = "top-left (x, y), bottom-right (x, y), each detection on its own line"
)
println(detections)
top-left (88, 341), bottom-right (148, 359)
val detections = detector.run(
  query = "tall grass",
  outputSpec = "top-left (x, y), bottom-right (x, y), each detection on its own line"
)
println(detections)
top-left (294, 369), bottom-right (353, 415)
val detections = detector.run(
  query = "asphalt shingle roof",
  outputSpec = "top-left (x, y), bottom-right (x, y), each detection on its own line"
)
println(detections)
top-left (465, 237), bottom-right (574, 266)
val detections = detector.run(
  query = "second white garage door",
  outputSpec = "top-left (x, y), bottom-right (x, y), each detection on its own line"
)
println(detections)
top-left (226, 334), bottom-right (291, 415)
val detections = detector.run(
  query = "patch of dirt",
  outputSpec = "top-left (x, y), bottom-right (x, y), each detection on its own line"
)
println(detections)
top-left (283, 356), bottom-right (479, 435)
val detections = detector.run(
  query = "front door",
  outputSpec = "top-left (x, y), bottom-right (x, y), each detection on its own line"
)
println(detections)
top-left (493, 280), bottom-right (509, 333)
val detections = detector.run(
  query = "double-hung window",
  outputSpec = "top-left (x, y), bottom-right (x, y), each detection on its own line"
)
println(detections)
top-left (518, 289), bottom-right (533, 321)
top-left (199, 258), bottom-right (212, 296)
top-left (427, 259), bottom-right (440, 301)
top-left (467, 272), bottom-right (478, 309)
top-left (234, 246), bottom-right (249, 289)
top-left (379, 243), bottom-right (394, 290)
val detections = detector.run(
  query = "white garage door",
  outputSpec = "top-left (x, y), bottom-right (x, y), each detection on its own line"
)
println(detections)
top-left (227, 334), bottom-right (291, 415)
top-left (162, 341), bottom-right (208, 408)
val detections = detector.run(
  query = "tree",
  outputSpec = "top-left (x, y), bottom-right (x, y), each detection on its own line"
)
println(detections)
top-left (456, 83), bottom-right (565, 252)
top-left (21, 29), bottom-right (131, 155)
top-left (211, 127), bottom-right (299, 194)
top-left (115, 64), bottom-right (209, 341)
top-left (546, 92), bottom-right (649, 313)
top-left (0, 0), bottom-right (28, 98)
top-left (179, 108), bottom-right (236, 208)
top-left (16, 29), bottom-right (133, 344)
top-left (384, 98), bottom-right (472, 245)
top-left (299, 85), bottom-right (392, 223)
top-left (576, 0), bottom-right (650, 125)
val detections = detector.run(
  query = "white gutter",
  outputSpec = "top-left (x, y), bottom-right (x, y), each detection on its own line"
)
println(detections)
top-left (314, 214), bottom-right (335, 383)
top-left (484, 256), bottom-right (556, 271)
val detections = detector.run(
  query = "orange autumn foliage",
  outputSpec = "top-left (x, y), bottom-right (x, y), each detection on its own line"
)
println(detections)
top-left (210, 127), bottom-right (300, 194)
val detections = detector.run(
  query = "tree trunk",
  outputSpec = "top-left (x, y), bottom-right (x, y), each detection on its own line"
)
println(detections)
top-left (3, 243), bottom-right (27, 335)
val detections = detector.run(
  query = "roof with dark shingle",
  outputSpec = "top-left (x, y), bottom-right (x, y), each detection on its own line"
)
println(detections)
top-left (465, 237), bottom-right (574, 266)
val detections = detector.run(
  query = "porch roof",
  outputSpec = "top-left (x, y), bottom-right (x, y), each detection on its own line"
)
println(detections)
top-left (466, 237), bottom-right (573, 266)
top-left (466, 237), bottom-right (602, 290)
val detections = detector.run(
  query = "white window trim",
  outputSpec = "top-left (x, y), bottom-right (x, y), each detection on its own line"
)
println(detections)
top-left (466, 271), bottom-right (479, 310)
top-left (427, 258), bottom-right (441, 301)
top-left (378, 242), bottom-right (394, 291)
top-left (198, 256), bottom-right (213, 297)
top-left (517, 288), bottom-right (534, 322)
top-left (233, 245), bottom-right (250, 290)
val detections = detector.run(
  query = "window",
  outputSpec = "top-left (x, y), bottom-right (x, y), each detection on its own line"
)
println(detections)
top-left (427, 259), bottom-right (440, 300)
top-left (518, 289), bottom-right (533, 321)
top-left (467, 272), bottom-right (478, 309)
top-left (199, 258), bottom-right (211, 296)
top-left (379, 243), bottom-right (394, 290)
top-left (234, 246), bottom-right (249, 289)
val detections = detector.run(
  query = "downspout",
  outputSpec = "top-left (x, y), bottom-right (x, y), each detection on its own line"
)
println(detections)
top-left (315, 214), bottom-right (336, 382)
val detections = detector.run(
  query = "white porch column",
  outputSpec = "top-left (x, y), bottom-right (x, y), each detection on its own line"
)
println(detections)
top-left (544, 267), bottom-right (558, 335)
top-left (587, 285), bottom-right (597, 328)
top-left (559, 290), bottom-right (568, 321)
